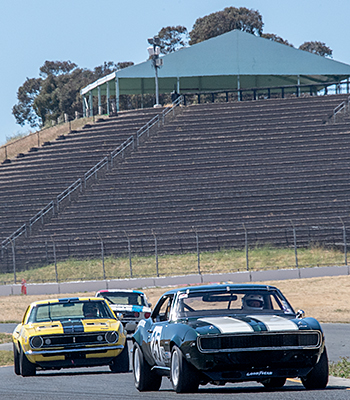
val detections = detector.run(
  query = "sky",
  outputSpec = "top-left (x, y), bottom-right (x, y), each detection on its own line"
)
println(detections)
top-left (1, 0), bottom-right (350, 146)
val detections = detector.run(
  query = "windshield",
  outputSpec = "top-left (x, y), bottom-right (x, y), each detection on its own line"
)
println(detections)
top-left (171, 289), bottom-right (294, 320)
top-left (98, 292), bottom-right (147, 307)
top-left (27, 300), bottom-right (115, 323)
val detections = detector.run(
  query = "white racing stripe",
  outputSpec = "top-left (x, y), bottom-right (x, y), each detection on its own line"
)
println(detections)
top-left (249, 315), bottom-right (298, 331)
top-left (198, 317), bottom-right (254, 333)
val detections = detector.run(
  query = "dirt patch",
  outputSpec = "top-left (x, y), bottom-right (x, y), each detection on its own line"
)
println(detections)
top-left (1, 275), bottom-right (349, 324)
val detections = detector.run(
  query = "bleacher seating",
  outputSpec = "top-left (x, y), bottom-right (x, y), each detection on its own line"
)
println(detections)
top-left (1, 94), bottom-right (350, 270)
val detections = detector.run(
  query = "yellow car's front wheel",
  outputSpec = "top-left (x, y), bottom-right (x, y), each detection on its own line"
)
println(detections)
top-left (19, 346), bottom-right (36, 377)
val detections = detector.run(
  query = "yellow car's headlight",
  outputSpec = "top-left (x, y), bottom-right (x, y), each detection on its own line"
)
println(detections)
top-left (105, 331), bottom-right (118, 344)
top-left (30, 336), bottom-right (44, 349)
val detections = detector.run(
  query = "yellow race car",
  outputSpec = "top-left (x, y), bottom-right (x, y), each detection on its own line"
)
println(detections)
top-left (12, 297), bottom-right (128, 376)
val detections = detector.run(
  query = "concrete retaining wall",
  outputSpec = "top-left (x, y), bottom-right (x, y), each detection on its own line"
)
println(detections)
top-left (0, 265), bottom-right (348, 297)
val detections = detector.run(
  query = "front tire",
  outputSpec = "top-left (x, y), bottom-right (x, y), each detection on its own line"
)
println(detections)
top-left (110, 343), bottom-right (130, 373)
top-left (170, 346), bottom-right (199, 393)
top-left (13, 344), bottom-right (20, 375)
top-left (301, 347), bottom-right (329, 390)
top-left (19, 346), bottom-right (36, 377)
top-left (133, 343), bottom-right (161, 391)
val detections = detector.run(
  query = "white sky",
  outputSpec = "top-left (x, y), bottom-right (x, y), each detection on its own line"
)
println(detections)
top-left (1, 0), bottom-right (349, 146)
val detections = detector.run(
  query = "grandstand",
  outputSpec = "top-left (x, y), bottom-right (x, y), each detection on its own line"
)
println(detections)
top-left (1, 92), bottom-right (350, 271)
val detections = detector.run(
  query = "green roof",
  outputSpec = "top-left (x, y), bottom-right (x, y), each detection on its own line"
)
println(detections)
top-left (82, 29), bottom-right (350, 96)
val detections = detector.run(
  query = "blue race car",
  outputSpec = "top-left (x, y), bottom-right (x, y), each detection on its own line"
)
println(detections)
top-left (132, 284), bottom-right (328, 393)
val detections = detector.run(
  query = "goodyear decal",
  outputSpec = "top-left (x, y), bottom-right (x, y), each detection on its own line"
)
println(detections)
top-left (198, 317), bottom-right (254, 333)
top-left (248, 315), bottom-right (298, 332)
top-left (61, 320), bottom-right (84, 334)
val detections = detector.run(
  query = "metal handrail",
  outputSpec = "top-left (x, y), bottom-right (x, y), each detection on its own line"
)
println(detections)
top-left (29, 201), bottom-right (55, 234)
top-left (136, 96), bottom-right (184, 147)
top-left (84, 157), bottom-right (108, 187)
top-left (332, 95), bottom-right (350, 123)
top-left (57, 179), bottom-right (82, 211)
top-left (1, 97), bottom-right (184, 250)
top-left (1, 224), bottom-right (27, 248)
top-left (110, 136), bottom-right (134, 167)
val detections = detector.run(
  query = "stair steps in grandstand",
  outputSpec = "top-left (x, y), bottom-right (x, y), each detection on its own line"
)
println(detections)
top-left (1, 94), bottom-right (350, 269)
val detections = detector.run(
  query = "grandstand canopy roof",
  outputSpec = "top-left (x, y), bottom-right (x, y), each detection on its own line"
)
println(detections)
top-left (81, 29), bottom-right (350, 97)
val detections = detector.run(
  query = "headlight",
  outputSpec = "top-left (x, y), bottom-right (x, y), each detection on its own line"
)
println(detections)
top-left (30, 336), bottom-right (44, 349)
top-left (105, 331), bottom-right (118, 344)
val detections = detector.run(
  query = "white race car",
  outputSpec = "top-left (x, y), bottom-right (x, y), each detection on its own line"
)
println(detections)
top-left (95, 289), bottom-right (151, 333)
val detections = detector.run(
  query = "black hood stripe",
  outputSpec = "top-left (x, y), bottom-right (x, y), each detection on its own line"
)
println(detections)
top-left (61, 320), bottom-right (84, 334)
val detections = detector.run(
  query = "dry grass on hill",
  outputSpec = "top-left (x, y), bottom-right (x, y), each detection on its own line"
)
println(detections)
top-left (1, 275), bottom-right (349, 324)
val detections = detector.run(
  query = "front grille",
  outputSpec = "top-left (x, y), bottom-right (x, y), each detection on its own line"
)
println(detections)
top-left (198, 331), bottom-right (321, 352)
top-left (37, 332), bottom-right (109, 349)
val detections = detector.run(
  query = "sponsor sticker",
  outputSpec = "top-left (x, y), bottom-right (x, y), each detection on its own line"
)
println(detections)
top-left (246, 371), bottom-right (273, 377)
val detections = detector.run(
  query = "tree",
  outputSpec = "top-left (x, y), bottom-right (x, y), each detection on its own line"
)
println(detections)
top-left (298, 41), bottom-right (333, 57)
top-left (12, 78), bottom-right (42, 128)
top-left (261, 33), bottom-right (294, 47)
top-left (157, 26), bottom-right (189, 54)
top-left (12, 60), bottom-right (123, 128)
top-left (189, 7), bottom-right (263, 45)
top-left (39, 60), bottom-right (77, 77)
top-left (116, 61), bottom-right (134, 70)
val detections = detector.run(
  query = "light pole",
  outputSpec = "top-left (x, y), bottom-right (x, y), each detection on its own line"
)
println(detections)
top-left (147, 36), bottom-right (163, 108)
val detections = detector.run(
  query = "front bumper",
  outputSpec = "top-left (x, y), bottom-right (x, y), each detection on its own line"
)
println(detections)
top-left (25, 344), bottom-right (123, 356)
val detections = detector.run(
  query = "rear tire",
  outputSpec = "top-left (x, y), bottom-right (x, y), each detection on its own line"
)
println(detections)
top-left (170, 346), bottom-right (199, 393)
top-left (110, 343), bottom-right (130, 373)
top-left (133, 343), bottom-right (161, 391)
top-left (19, 346), bottom-right (36, 377)
top-left (301, 347), bottom-right (329, 390)
top-left (261, 377), bottom-right (286, 388)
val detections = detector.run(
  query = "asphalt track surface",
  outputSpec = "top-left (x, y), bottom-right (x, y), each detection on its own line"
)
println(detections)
top-left (1, 324), bottom-right (350, 399)
top-left (0, 364), bottom-right (349, 400)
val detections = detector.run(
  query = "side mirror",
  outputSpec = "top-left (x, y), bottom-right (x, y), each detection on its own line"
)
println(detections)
top-left (148, 302), bottom-right (152, 307)
top-left (296, 309), bottom-right (305, 319)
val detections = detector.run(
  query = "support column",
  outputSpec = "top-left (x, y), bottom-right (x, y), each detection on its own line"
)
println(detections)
top-left (177, 76), bottom-right (180, 94)
top-left (89, 91), bottom-right (93, 117)
top-left (237, 75), bottom-right (241, 101)
top-left (98, 86), bottom-right (102, 115)
top-left (115, 77), bottom-right (120, 112)
top-left (82, 96), bottom-right (86, 117)
top-left (106, 81), bottom-right (110, 115)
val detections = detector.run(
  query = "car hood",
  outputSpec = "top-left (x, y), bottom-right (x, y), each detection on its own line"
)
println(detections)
top-left (23, 319), bottom-right (119, 335)
top-left (188, 315), bottom-right (303, 335)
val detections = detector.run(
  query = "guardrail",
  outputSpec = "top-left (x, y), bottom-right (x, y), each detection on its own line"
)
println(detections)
top-left (1, 97), bottom-right (184, 250)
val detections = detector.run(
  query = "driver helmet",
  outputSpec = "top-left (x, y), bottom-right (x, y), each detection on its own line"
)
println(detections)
top-left (83, 302), bottom-right (98, 316)
top-left (243, 294), bottom-right (264, 310)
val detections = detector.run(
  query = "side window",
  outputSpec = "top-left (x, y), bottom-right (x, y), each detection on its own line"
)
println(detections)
top-left (153, 296), bottom-right (173, 322)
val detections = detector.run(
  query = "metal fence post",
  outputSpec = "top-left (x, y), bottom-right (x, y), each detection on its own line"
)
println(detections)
top-left (290, 220), bottom-right (299, 277)
top-left (243, 224), bottom-right (249, 272)
top-left (193, 228), bottom-right (202, 280)
top-left (10, 238), bottom-right (16, 284)
top-left (98, 234), bottom-right (106, 281)
top-left (339, 217), bottom-right (348, 269)
top-left (51, 236), bottom-right (58, 283)
top-left (152, 230), bottom-right (159, 277)
top-left (125, 231), bottom-right (133, 278)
